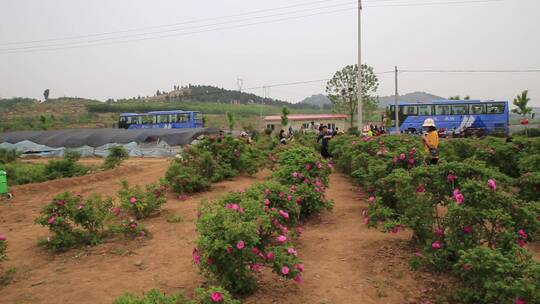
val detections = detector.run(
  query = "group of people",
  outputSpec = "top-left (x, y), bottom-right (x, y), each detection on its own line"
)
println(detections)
top-left (275, 117), bottom-right (440, 165)
top-left (365, 124), bottom-right (387, 137)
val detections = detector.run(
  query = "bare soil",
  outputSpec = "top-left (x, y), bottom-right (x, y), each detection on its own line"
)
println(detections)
top-left (0, 161), bottom-right (536, 304)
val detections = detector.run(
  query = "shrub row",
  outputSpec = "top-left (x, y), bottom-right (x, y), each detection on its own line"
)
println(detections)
top-left (0, 233), bottom-right (6, 262)
top-left (195, 144), bottom-right (333, 295)
top-left (329, 135), bottom-right (540, 304)
top-left (0, 146), bottom-right (129, 186)
top-left (165, 136), bottom-right (265, 195)
top-left (35, 181), bottom-right (165, 252)
top-left (113, 287), bottom-right (239, 304)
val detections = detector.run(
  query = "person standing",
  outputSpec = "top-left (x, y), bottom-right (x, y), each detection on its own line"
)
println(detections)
top-left (317, 125), bottom-right (332, 158)
top-left (422, 118), bottom-right (439, 165)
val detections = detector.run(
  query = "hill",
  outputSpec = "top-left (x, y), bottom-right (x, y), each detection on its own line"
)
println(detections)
top-left (299, 94), bottom-right (332, 108)
top-left (377, 91), bottom-right (444, 107)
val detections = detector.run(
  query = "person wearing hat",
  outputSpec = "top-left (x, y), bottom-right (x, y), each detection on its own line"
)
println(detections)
top-left (422, 118), bottom-right (439, 165)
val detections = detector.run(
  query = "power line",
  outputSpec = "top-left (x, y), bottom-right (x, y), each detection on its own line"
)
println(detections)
top-left (401, 69), bottom-right (540, 73)
top-left (0, 0), bottom-right (424, 47)
top-left (367, 0), bottom-right (501, 8)
top-left (0, 7), bottom-right (358, 54)
top-left (0, 0), bottom-right (503, 54)
top-left (244, 71), bottom-right (394, 91)
top-left (0, 1), bottom-right (359, 52)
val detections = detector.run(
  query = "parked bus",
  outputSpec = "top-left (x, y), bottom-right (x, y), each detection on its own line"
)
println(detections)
top-left (388, 100), bottom-right (509, 137)
top-left (118, 110), bottom-right (203, 129)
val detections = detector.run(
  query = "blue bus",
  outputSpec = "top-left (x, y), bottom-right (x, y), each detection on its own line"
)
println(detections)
top-left (118, 110), bottom-right (203, 129)
top-left (388, 100), bottom-right (509, 137)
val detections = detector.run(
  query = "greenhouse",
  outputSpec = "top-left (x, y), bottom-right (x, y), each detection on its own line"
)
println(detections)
top-left (0, 128), bottom-right (219, 157)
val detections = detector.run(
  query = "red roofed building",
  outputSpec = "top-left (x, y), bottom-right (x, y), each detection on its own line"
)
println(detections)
top-left (263, 114), bottom-right (349, 133)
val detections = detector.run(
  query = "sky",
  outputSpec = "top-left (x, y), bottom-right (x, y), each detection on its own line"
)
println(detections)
top-left (0, 0), bottom-right (539, 106)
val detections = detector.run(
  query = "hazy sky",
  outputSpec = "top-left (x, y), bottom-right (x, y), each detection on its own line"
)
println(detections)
top-left (1, 0), bottom-right (539, 106)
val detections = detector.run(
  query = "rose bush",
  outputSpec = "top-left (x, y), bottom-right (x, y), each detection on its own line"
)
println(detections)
top-left (118, 180), bottom-right (167, 219)
top-left (272, 145), bottom-right (333, 218)
top-left (0, 234), bottom-right (7, 262)
top-left (196, 190), bottom-right (303, 295)
top-left (165, 136), bottom-right (264, 195)
top-left (112, 286), bottom-right (240, 304)
top-left (35, 193), bottom-right (113, 251)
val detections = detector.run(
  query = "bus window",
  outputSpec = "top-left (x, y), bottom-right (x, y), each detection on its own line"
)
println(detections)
top-left (451, 104), bottom-right (468, 115)
top-left (486, 103), bottom-right (505, 114)
top-left (156, 114), bottom-right (168, 123)
top-left (178, 113), bottom-right (189, 123)
top-left (435, 105), bottom-right (451, 115)
top-left (470, 104), bottom-right (485, 114)
top-left (142, 115), bottom-right (153, 124)
top-left (127, 116), bottom-right (140, 124)
top-left (418, 105), bottom-right (433, 115)
top-left (403, 106), bottom-right (417, 116)
top-left (168, 114), bottom-right (178, 123)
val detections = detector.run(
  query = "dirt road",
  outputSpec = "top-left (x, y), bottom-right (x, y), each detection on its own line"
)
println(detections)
top-left (244, 173), bottom-right (436, 304)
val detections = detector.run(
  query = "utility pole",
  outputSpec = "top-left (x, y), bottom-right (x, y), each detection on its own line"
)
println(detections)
top-left (394, 66), bottom-right (400, 134)
top-left (357, 0), bottom-right (363, 132)
top-left (237, 78), bottom-right (243, 105)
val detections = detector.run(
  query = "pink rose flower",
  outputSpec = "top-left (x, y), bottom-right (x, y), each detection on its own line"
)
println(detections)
top-left (192, 249), bottom-right (201, 264)
top-left (290, 185), bottom-right (297, 193)
top-left (280, 225), bottom-right (289, 235)
top-left (415, 251), bottom-right (423, 257)
top-left (463, 226), bottom-right (473, 234)
top-left (305, 164), bottom-right (312, 171)
top-left (453, 189), bottom-right (465, 205)
top-left (236, 240), bottom-right (245, 250)
top-left (296, 227), bottom-right (304, 236)
top-left (264, 188), bottom-right (271, 196)
top-left (250, 263), bottom-right (263, 272)
top-left (487, 179), bottom-right (497, 191)
top-left (463, 263), bottom-right (473, 270)
top-left (226, 246), bottom-right (233, 254)
top-left (140, 231), bottom-right (145, 237)
top-left (130, 222), bottom-right (137, 229)
top-left (517, 238), bottom-right (527, 247)
top-left (296, 198), bottom-right (302, 205)
top-left (77, 204), bottom-right (84, 210)
top-left (294, 263), bottom-right (305, 272)
top-left (0, 234), bottom-right (6, 241)
top-left (266, 251), bottom-right (274, 260)
top-left (399, 153), bottom-right (406, 160)
top-left (287, 247), bottom-right (298, 257)
top-left (408, 158), bottom-right (415, 165)
top-left (264, 198), bottom-right (271, 206)
top-left (416, 185), bottom-right (425, 193)
top-left (435, 227), bottom-right (444, 237)
top-left (276, 235), bottom-right (287, 243)
top-left (447, 174), bottom-right (457, 183)
top-left (47, 216), bottom-right (56, 224)
top-left (129, 197), bottom-right (137, 204)
top-left (111, 207), bottom-right (121, 216)
top-left (279, 210), bottom-right (289, 219)
top-left (210, 291), bottom-right (223, 302)
top-left (368, 196), bottom-right (376, 203)
top-left (294, 275), bottom-right (303, 284)
top-left (518, 229), bottom-right (528, 239)
top-left (432, 240), bottom-right (442, 249)
top-left (363, 217), bottom-right (369, 225)
top-left (281, 266), bottom-right (290, 275)
top-left (515, 297), bottom-right (526, 304)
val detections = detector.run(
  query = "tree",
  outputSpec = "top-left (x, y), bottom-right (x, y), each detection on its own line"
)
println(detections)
top-left (449, 95), bottom-right (460, 100)
top-left (326, 64), bottom-right (379, 129)
top-left (156, 90), bottom-right (161, 96)
top-left (281, 106), bottom-right (290, 127)
top-left (43, 89), bottom-right (50, 101)
top-left (512, 90), bottom-right (532, 117)
top-left (226, 112), bottom-right (235, 133)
